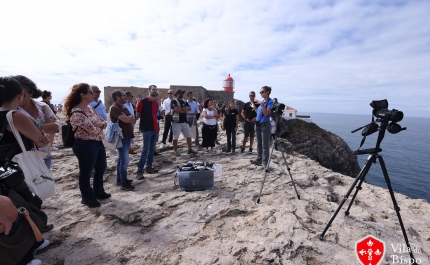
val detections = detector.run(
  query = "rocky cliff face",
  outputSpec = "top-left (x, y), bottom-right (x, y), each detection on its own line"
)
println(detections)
top-left (276, 118), bottom-right (361, 177)
top-left (34, 117), bottom-right (429, 264)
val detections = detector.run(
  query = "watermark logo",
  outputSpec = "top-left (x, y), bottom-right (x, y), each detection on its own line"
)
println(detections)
top-left (355, 235), bottom-right (385, 265)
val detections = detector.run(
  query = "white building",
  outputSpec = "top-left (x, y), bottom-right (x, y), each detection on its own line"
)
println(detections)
top-left (282, 106), bottom-right (312, 122)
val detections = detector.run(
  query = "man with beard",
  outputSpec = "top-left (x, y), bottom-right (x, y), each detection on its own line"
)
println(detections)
top-left (171, 89), bottom-right (198, 156)
top-left (110, 90), bottom-right (136, 190)
top-left (135, 85), bottom-right (160, 179)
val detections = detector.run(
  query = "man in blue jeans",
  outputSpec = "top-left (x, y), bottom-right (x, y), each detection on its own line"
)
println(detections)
top-left (110, 90), bottom-right (136, 191)
top-left (135, 85), bottom-right (160, 179)
top-left (250, 86), bottom-right (273, 171)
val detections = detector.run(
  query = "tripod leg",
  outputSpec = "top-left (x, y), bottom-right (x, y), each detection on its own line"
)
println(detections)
top-left (344, 155), bottom-right (376, 216)
top-left (378, 156), bottom-right (417, 263)
top-left (256, 140), bottom-right (276, 203)
top-left (277, 138), bottom-right (300, 200)
top-left (319, 154), bottom-right (375, 240)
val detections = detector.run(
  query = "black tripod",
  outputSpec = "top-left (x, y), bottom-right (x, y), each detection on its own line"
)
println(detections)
top-left (318, 116), bottom-right (417, 264)
top-left (256, 115), bottom-right (300, 203)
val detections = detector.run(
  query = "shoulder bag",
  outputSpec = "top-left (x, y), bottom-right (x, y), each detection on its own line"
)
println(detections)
top-left (6, 111), bottom-right (55, 200)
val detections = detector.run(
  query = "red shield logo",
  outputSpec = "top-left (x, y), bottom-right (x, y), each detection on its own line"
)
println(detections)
top-left (355, 235), bottom-right (385, 265)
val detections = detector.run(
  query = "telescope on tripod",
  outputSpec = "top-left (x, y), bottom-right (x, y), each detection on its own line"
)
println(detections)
top-left (256, 98), bottom-right (300, 203)
top-left (318, 99), bottom-right (418, 264)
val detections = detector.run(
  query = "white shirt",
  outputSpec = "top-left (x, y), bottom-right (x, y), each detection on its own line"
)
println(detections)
top-left (202, 108), bottom-right (217, 126)
top-left (163, 98), bottom-right (172, 115)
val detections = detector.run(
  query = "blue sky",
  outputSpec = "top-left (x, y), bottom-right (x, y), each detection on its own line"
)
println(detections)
top-left (1, 0), bottom-right (429, 117)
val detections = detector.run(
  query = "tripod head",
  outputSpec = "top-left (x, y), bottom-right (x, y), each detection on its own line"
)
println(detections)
top-left (352, 99), bottom-right (406, 155)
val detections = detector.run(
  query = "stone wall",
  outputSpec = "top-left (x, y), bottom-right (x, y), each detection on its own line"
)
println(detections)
top-left (104, 85), bottom-right (235, 109)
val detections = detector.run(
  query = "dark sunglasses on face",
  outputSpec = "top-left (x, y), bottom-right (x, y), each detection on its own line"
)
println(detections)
top-left (249, 95), bottom-right (255, 97)
top-left (167, 92), bottom-right (172, 94)
top-left (260, 91), bottom-right (266, 94)
top-left (94, 91), bottom-right (101, 93)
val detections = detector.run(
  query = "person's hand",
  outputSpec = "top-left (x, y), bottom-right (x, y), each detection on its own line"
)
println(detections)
top-left (38, 130), bottom-right (49, 146)
top-left (0, 196), bottom-right (18, 235)
top-left (45, 117), bottom-right (56, 123)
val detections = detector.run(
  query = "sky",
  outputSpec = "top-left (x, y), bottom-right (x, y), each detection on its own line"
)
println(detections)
top-left (1, 0), bottom-right (429, 117)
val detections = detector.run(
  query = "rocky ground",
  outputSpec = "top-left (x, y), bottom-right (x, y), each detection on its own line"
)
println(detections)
top-left (36, 119), bottom-right (430, 265)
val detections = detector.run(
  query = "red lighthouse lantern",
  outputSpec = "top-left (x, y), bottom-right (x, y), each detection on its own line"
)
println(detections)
top-left (223, 74), bottom-right (234, 92)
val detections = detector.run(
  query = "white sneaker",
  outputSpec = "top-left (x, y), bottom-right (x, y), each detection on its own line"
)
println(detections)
top-left (159, 143), bottom-right (166, 149)
top-left (167, 142), bottom-right (173, 147)
top-left (27, 259), bottom-right (42, 265)
top-left (35, 239), bottom-right (50, 251)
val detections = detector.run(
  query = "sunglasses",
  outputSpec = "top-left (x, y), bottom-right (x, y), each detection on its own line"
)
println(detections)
top-left (249, 95), bottom-right (255, 97)
top-left (260, 91), bottom-right (266, 94)
top-left (94, 91), bottom-right (101, 93)
top-left (167, 92), bottom-right (172, 94)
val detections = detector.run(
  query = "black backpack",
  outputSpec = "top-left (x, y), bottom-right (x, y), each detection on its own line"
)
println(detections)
top-left (61, 110), bottom-right (86, 148)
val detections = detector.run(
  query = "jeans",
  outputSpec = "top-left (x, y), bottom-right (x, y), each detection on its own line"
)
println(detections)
top-left (72, 140), bottom-right (107, 200)
top-left (137, 130), bottom-right (158, 172)
top-left (187, 116), bottom-right (199, 143)
top-left (255, 122), bottom-right (271, 166)
top-left (44, 155), bottom-right (52, 169)
top-left (117, 138), bottom-right (131, 181)
top-left (225, 126), bottom-right (236, 150)
top-left (162, 115), bottom-right (173, 144)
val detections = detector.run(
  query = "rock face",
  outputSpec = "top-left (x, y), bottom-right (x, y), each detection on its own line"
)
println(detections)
top-left (276, 118), bottom-right (361, 177)
top-left (35, 118), bottom-right (429, 265)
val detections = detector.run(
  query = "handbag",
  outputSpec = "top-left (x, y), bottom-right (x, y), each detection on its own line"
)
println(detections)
top-left (0, 188), bottom-right (48, 265)
top-left (6, 111), bottom-right (56, 200)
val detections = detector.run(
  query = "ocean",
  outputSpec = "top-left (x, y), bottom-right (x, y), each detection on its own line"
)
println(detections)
top-left (301, 112), bottom-right (430, 203)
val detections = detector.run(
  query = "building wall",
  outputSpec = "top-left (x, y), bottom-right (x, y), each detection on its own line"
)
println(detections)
top-left (104, 85), bottom-right (235, 109)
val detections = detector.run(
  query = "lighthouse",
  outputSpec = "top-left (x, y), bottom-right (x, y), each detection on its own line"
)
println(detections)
top-left (223, 74), bottom-right (234, 92)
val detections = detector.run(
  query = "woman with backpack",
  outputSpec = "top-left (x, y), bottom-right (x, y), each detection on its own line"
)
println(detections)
top-left (64, 83), bottom-right (109, 208)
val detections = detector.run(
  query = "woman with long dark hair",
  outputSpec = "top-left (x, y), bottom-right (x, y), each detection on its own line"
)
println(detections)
top-left (14, 75), bottom-right (61, 169)
top-left (64, 83), bottom-right (109, 208)
top-left (222, 100), bottom-right (239, 153)
top-left (201, 98), bottom-right (219, 153)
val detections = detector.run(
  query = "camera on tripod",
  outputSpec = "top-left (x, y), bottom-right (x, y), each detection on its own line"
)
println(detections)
top-left (270, 98), bottom-right (285, 120)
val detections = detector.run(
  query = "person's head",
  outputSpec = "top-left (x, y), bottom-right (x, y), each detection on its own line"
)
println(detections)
top-left (174, 89), bottom-right (185, 99)
top-left (12, 75), bottom-right (42, 99)
top-left (148, 85), bottom-right (158, 98)
top-left (91, 85), bottom-right (101, 100)
top-left (64, 83), bottom-right (93, 117)
top-left (228, 100), bottom-right (235, 110)
top-left (249, 91), bottom-right (256, 102)
top-left (125, 91), bottom-right (134, 103)
top-left (0, 77), bottom-right (23, 108)
top-left (203, 98), bottom-right (213, 109)
top-left (260, 86), bottom-right (271, 99)
top-left (187, 91), bottom-right (193, 101)
top-left (112, 90), bottom-right (126, 104)
top-left (41, 90), bottom-right (52, 101)
top-left (166, 89), bottom-right (173, 99)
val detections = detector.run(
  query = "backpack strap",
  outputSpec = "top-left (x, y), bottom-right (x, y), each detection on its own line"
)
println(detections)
top-left (69, 110), bottom-right (87, 132)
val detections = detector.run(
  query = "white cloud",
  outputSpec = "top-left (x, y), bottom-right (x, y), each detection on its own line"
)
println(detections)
top-left (1, 0), bottom-right (429, 117)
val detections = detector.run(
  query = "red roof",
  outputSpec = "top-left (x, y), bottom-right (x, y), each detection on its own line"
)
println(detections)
top-left (285, 105), bottom-right (296, 110)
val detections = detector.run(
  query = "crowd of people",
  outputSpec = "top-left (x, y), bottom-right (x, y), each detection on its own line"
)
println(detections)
top-left (0, 75), bottom-right (275, 265)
